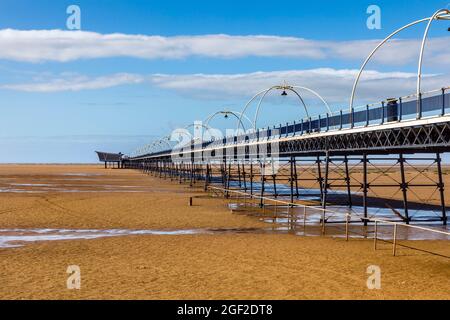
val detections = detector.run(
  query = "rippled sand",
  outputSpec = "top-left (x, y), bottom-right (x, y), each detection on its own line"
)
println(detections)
top-left (0, 164), bottom-right (448, 299)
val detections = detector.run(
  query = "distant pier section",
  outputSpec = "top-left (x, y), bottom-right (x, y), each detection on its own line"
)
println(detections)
top-left (95, 151), bottom-right (125, 169)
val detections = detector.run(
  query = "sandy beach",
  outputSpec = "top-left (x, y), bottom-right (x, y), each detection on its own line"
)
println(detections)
top-left (0, 165), bottom-right (448, 299)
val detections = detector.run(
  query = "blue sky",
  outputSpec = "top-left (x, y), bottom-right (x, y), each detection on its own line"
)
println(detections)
top-left (0, 0), bottom-right (449, 162)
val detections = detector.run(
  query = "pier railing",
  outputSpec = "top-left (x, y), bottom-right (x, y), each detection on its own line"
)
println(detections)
top-left (207, 185), bottom-right (450, 258)
top-left (129, 87), bottom-right (450, 159)
top-left (190, 87), bottom-right (450, 152)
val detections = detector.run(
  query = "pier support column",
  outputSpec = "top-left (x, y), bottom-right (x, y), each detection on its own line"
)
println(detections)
top-left (226, 162), bottom-right (232, 196)
top-left (259, 162), bottom-right (265, 208)
top-left (317, 156), bottom-right (323, 199)
top-left (221, 163), bottom-right (226, 187)
top-left (204, 163), bottom-right (210, 191)
top-left (189, 162), bottom-right (194, 187)
top-left (362, 154), bottom-right (369, 226)
top-left (250, 162), bottom-right (254, 196)
top-left (344, 155), bottom-right (352, 208)
top-left (436, 153), bottom-right (447, 225)
top-left (242, 163), bottom-right (247, 191)
top-left (399, 154), bottom-right (409, 224)
top-left (293, 157), bottom-right (299, 198)
top-left (322, 152), bottom-right (330, 209)
top-left (272, 170), bottom-right (277, 199)
top-left (237, 163), bottom-right (242, 188)
top-left (290, 157), bottom-right (294, 203)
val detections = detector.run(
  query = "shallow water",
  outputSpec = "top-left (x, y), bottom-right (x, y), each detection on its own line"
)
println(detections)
top-left (223, 179), bottom-right (446, 223)
top-left (0, 177), bottom-right (155, 193)
top-left (227, 202), bottom-right (450, 240)
top-left (0, 228), bottom-right (202, 248)
top-left (0, 227), bottom-right (273, 248)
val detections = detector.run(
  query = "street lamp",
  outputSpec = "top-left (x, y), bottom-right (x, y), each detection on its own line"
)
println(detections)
top-left (237, 84), bottom-right (332, 131)
top-left (204, 110), bottom-right (252, 133)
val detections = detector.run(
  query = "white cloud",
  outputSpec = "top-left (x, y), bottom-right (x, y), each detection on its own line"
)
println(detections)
top-left (149, 68), bottom-right (449, 105)
top-left (2, 68), bottom-right (448, 107)
top-left (0, 29), bottom-right (449, 66)
top-left (0, 73), bottom-right (144, 92)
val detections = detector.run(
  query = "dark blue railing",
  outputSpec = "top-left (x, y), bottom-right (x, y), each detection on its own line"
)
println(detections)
top-left (133, 88), bottom-right (449, 158)
top-left (206, 88), bottom-right (449, 148)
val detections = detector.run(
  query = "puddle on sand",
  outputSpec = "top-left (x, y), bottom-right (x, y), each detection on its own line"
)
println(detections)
top-left (0, 228), bottom-right (202, 248)
top-left (0, 227), bottom-right (268, 248)
top-left (0, 173), bottom-right (151, 193)
top-left (1, 221), bottom-right (447, 249)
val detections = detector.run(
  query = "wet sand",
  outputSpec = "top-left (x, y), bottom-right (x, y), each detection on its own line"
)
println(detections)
top-left (0, 165), bottom-right (448, 299)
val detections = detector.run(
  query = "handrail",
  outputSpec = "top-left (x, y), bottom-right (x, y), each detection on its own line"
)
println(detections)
top-left (207, 185), bottom-right (449, 257)
top-left (360, 217), bottom-right (450, 236)
top-left (207, 185), bottom-right (450, 236)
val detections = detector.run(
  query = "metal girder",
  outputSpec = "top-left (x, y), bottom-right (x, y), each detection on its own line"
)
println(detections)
top-left (277, 121), bottom-right (450, 157)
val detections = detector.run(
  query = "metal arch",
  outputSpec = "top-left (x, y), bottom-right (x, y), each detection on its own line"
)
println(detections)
top-left (349, 11), bottom-right (450, 110)
top-left (417, 9), bottom-right (450, 96)
top-left (253, 86), bottom-right (310, 130)
top-left (146, 135), bottom-right (174, 153)
top-left (136, 141), bottom-right (159, 156)
top-left (291, 86), bottom-right (332, 114)
top-left (146, 141), bottom-right (162, 152)
top-left (155, 136), bottom-right (173, 150)
top-left (183, 122), bottom-right (213, 143)
top-left (184, 122), bottom-right (212, 134)
top-left (237, 89), bottom-right (273, 132)
top-left (204, 110), bottom-right (252, 132)
top-left (184, 123), bottom-right (211, 130)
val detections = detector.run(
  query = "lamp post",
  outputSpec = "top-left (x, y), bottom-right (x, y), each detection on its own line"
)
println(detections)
top-left (204, 110), bottom-right (252, 133)
top-left (237, 84), bottom-right (332, 131)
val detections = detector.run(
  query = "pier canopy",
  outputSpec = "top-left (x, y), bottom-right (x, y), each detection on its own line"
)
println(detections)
top-left (95, 151), bottom-right (124, 162)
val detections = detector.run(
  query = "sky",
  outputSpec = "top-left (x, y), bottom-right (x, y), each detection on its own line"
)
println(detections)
top-left (0, 0), bottom-right (449, 163)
